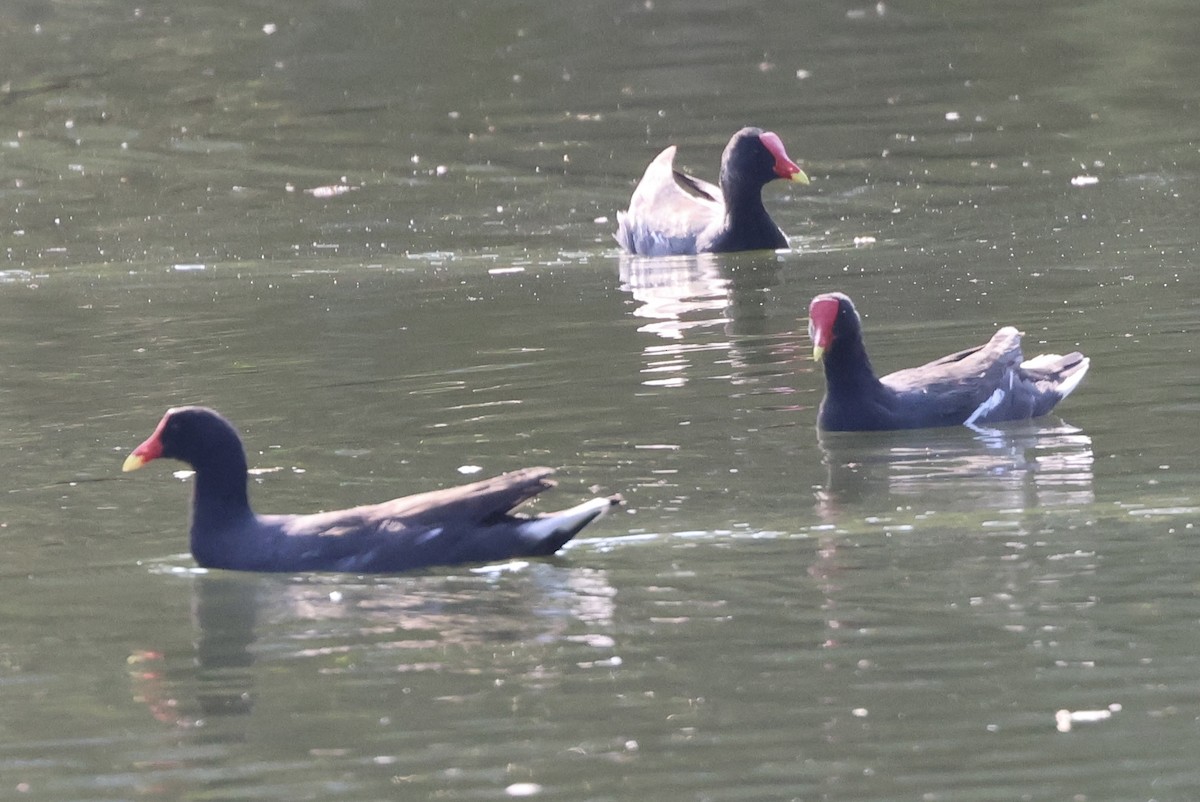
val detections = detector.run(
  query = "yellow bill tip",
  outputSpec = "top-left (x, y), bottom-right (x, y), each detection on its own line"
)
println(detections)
top-left (122, 453), bottom-right (147, 472)
top-left (812, 344), bottom-right (825, 362)
top-left (791, 168), bottom-right (810, 186)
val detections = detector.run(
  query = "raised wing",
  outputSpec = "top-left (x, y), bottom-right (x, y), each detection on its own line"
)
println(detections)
top-left (615, 146), bottom-right (723, 256)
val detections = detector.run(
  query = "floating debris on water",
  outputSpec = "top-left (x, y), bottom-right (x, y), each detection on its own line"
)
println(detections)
top-left (304, 184), bottom-right (358, 198)
top-left (505, 783), bottom-right (543, 797)
top-left (1055, 703), bottom-right (1121, 732)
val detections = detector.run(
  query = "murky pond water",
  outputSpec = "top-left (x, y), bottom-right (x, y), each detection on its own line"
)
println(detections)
top-left (2, 1), bottom-right (1199, 800)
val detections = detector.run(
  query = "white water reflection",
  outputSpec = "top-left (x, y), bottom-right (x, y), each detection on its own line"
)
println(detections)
top-left (618, 253), bottom-right (785, 388)
top-left (816, 420), bottom-right (1095, 519)
top-left (618, 254), bottom-right (734, 341)
top-left (128, 563), bottom-right (620, 735)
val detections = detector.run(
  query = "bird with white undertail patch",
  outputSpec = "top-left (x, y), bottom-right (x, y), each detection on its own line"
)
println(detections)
top-left (122, 406), bottom-right (621, 573)
top-left (806, 292), bottom-right (1089, 431)
top-left (615, 127), bottom-right (809, 256)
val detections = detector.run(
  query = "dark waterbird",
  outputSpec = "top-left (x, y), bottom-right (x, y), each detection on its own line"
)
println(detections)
top-left (615, 127), bottom-right (809, 256)
top-left (807, 292), bottom-right (1090, 431)
top-left (122, 406), bottom-right (620, 573)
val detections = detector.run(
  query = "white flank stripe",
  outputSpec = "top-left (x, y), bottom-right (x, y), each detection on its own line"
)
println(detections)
top-left (965, 388), bottom-right (1006, 427)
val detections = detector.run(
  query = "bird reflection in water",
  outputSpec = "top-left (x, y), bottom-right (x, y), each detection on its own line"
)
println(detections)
top-left (128, 564), bottom-right (619, 733)
top-left (617, 252), bottom-right (786, 387)
top-left (128, 573), bottom-right (259, 732)
top-left (815, 420), bottom-right (1095, 520)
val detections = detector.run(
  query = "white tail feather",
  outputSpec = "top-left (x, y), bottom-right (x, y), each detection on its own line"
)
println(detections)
top-left (519, 497), bottom-right (616, 542)
top-left (1020, 353), bottom-right (1065, 371)
top-left (1053, 356), bottom-right (1090, 399)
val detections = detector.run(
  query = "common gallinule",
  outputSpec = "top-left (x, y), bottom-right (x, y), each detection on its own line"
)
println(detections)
top-left (808, 292), bottom-right (1090, 431)
top-left (122, 406), bottom-right (621, 573)
top-left (615, 127), bottom-right (809, 256)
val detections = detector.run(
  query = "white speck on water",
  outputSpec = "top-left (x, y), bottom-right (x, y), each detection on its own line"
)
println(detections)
top-left (945, 111), bottom-right (961, 121)
top-left (458, 464), bottom-right (483, 474)
top-left (570, 633), bottom-right (615, 648)
top-left (505, 783), bottom-right (542, 797)
top-left (1055, 703), bottom-right (1121, 733)
top-left (304, 184), bottom-right (355, 198)
top-left (262, 22), bottom-right (277, 34)
top-left (472, 560), bottom-right (530, 574)
top-left (1071, 175), bottom-right (1099, 187)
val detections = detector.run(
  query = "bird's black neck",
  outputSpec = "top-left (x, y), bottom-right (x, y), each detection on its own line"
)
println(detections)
top-left (717, 172), bottom-right (785, 250)
top-left (722, 170), bottom-right (769, 220)
top-left (824, 333), bottom-right (885, 398)
top-left (190, 453), bottom-right (255, 536)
